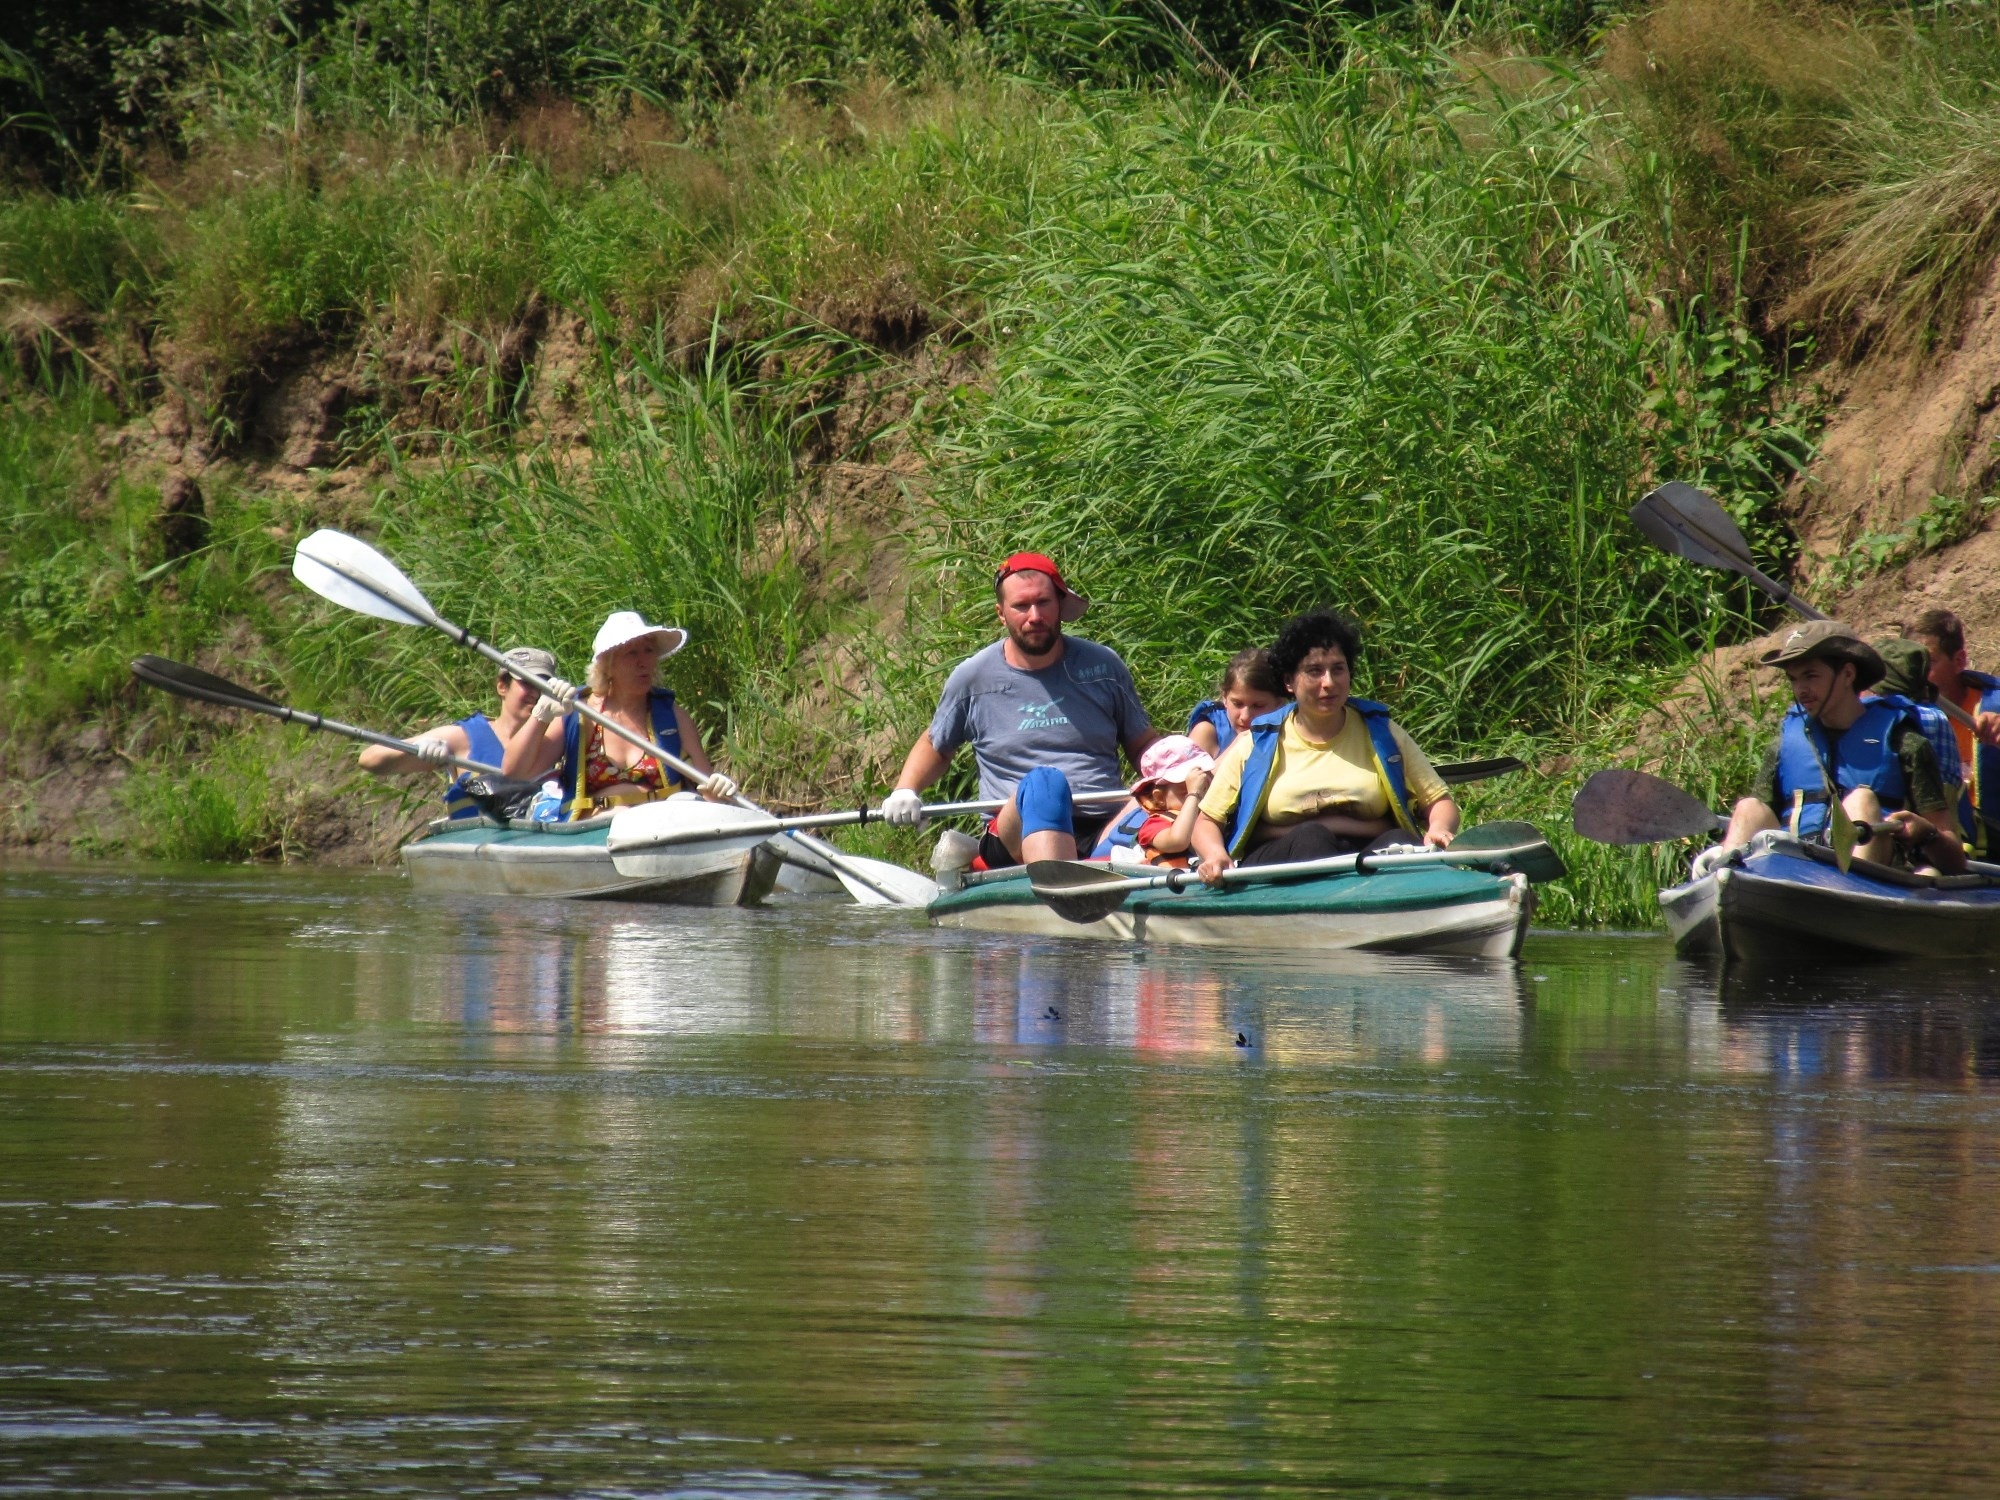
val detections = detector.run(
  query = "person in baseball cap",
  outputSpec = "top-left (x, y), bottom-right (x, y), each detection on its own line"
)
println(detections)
top-left (502, 609), bottom-right (738, 816)
top-left (1718, 621), bottom-right (1965, 871)
top-left (878, 550), bottom-right (1160, 869)
top-left (358, 644), bottom-right (562, 819)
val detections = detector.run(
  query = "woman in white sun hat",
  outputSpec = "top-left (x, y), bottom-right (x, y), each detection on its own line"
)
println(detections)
top-left (501, 610), bottom-right (737, 818)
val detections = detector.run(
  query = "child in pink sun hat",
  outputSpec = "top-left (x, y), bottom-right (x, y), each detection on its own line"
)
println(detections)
top-left (1091, 734), bottom-right (1216, 869)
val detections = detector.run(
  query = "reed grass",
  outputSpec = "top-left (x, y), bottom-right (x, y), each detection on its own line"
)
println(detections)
top-left (923, 49), bottom-right (1807, 764)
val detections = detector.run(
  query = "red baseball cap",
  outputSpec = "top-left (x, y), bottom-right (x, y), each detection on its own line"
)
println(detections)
top-left (994, 551), bottom-right (1090, 622)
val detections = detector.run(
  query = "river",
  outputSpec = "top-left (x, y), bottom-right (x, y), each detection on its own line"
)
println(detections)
top-left (3, 861), bottom-right (1999, 1497)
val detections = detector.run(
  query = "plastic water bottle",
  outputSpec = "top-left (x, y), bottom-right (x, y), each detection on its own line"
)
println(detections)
top-left (527, 781), bottom-right (564, 823)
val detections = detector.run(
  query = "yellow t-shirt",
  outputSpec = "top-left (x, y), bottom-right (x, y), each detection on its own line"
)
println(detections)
top-left (1198, 711), bottom-right (1447, 831)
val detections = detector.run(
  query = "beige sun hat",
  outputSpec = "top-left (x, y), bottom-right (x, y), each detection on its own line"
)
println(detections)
top-left (1756, 621), bottom-right (1885, 691)
top-left (591, 611), bottom-right (688, 661)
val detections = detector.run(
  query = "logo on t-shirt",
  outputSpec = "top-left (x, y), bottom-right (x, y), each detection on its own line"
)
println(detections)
top-left (1017, 698), bottom-right (1071, 731)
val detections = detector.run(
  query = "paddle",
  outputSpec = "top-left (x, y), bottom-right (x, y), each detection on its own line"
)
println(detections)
top-left (1436, 755), bottom-right (1527, 785)
top-left (131, 655), bottom-right (503, 775)
top-left (1572, 767), bottom-right (1882, 872)
top-left (600, 755), bottom-right (1528, 856)
top-left (289, 528), bottom-right (934, 908)
top-left (1024, 822), bottom-right (1566, 925)
top-left (1631, 480), bottom-right (1981, 734)
top-left (1571, 768), bottom-right (1724, 845)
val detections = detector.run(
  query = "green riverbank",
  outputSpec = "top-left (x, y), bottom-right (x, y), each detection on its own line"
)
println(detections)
top-left (6, 0), bottom-right (1999, 925)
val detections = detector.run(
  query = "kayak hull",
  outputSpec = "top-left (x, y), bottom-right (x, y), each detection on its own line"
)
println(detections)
top-left (1662, 836), bottom-right (2000, 963)
top-left (928, 865), bottom-right (1533, 957)
top-left (402, 816), bottom-right (782, 905)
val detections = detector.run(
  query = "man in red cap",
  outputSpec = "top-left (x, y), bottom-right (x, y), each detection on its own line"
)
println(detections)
top-left (879, 552), bottom-right (1159, 867)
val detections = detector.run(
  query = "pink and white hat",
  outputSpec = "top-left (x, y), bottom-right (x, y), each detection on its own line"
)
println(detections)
top-left (1133, 734), bottom-right (1215, 793)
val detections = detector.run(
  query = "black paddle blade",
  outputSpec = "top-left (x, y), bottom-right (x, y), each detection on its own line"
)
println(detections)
top-left (1025, 859), bottom-right (1150, 924)
top-left (1448, 821), bottom-right (1567, 884)
top-left (1572, 769), bottom-right (1722, 845)
top-left (1435, 756), bottom-right (1526, 786)
top-left (1631, 481), bottom-right (1756, 574)
top-left (131, 655), bottom-right (283, 712)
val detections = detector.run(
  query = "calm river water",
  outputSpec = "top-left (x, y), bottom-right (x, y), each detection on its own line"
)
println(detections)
top-left (5, 862), bottom-right (2000, 1497)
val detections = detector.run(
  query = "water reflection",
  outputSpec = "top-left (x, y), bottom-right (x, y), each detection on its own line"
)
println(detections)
top-left (9, 864), bottom-right (2000, 1497)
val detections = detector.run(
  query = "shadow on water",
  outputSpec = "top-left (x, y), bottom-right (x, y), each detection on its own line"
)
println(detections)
top-left (7, 863), bottom-right (2000, 1497)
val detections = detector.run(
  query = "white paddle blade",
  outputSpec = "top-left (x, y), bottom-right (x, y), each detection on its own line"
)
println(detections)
top-left (785, 841), bottom-right (938, 907)
top-left (292, 529), bottom-right (435, 627)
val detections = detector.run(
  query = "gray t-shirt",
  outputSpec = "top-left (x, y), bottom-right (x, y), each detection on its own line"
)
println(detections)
top-left (928, 637), bottom-right (1151, 801)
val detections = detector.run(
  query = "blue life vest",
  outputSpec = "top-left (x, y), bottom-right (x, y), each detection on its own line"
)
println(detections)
top-left (1221, 700), bottom-right (1418, 857)
top-left (1185, 699), bottom-right (1236, 754)
top-left (1866, 692), bottom-right (1962, 833)
top-left (441, 713), bottom-right (507, 820)
top-left (1773, 698), bottom-right (1917, 839)
top-left (1960, 671), bottom-right (2000, 852)
top-left (557, 689), bottom-right (684, 819)
top-left (1092, 804), bottom-right (1151, 858)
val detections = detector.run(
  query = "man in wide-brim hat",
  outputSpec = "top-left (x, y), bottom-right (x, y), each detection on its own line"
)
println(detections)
top-left (1722, 621), bottom-right (1965, 872)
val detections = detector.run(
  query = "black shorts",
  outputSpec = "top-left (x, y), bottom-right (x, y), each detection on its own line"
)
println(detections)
top-left (978, 813), bottom-right (1114, 871)
top-left (1240, 825), bottom-right (1410, 867)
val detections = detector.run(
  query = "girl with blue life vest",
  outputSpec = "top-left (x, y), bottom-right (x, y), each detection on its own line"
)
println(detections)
top-left (1187, 610), bottom-right (1460, 885)
top-left (1186, 649), bottom-right (1285, 758)
top-left (501, 611), bottom-right (737, 819)
top-left (1720, 621), bottom-right (1966, 873)
top-left (358, 644), bottom-right (556, 820)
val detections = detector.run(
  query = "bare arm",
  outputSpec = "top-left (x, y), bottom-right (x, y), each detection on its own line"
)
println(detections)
top-left (1416, 795), bottom-right (1460, 849)
top-left (1189, 813), bottom-right (1232, 885)
top-left (1146, 768), bottom-right (1212, 856)
top-left (359, 722), bottom-right (468, 776)
top-left (1187, 721), bottom-right (1221, 757)
top-left (502, 716), bottom-right (566, 782)
top-left (894, 731), bottom-right (955, 793)
top-left (671, 702), bottom-right (714, 779)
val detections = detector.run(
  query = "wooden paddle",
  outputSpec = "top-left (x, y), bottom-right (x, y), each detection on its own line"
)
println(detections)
top-left (288, 528), bottom-right (935, 908)
top-left (1024, 821), bottom-right (1566, 925)
top-left (131, 655), bottom-right (503, 775)
top-left (1631, 480), bottom-right (1981, 735)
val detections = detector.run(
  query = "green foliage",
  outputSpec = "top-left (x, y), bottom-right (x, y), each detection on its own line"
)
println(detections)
top-left (925, 53), bottom-right (1804, 759)
top-left (1814, 492), bottom-right (2000, 599)
top-left (1609, 0), bottom-right (2000, 351)
top-left (120, 731), bottom-right (300, 861)
top-left (283, 352), bottom-right (837, 797)
top-left (0, 192), bottom-right (164, 312)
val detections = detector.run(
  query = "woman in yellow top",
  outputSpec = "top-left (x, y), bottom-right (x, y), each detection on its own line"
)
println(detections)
top-left (1188, 609), bottom-right (1458, 884)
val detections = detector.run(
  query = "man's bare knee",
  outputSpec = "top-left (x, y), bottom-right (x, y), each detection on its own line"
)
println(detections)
top-left (1021, 829), bottom-right (1079, 863)
top-left (1724, 797), bottom-right (1777, 847)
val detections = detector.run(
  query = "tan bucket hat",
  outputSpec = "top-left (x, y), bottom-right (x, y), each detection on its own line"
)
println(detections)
top-left (1757, 621), bottom-right (1886, 691)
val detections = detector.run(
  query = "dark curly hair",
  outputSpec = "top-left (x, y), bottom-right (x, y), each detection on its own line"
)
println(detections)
top-left (1270, 610), bottom-right (1364, 689)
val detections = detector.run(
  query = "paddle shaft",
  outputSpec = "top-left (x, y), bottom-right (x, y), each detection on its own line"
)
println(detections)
top-left (303, 550), bottom-right (910, 903)
top-left (1637, 484), bottom-right (1982, 732)
top-left (138, 670), bottom-right (501, 776)
top-left (1087, 840), bottom-right (1549, 898)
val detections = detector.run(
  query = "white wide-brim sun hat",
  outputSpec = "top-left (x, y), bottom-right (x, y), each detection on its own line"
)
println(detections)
top-left (592, 610), bottom-right (688, 661)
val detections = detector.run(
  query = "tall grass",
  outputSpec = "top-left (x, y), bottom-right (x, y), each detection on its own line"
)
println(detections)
top-left (924, 52), bottom-right (1806, 757)
top-left (1608, 0), bottom-right (2000, 353)
top-left (282, 349), bottom-right (844, 800)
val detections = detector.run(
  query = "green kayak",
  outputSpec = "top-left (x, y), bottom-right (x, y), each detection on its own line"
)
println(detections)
top-left (928, 862), bottom-right (1533, 956)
